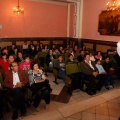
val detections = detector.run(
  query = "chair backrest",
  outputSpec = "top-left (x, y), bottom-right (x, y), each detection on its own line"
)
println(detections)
top-left (54, 54), bottom-right (59, 59)
top-left (37, 52), bottom-right (46, 59)
top-left (53, 59), bottom-right (58, 68)
top-left (66, 63), bottom-right (80, 76)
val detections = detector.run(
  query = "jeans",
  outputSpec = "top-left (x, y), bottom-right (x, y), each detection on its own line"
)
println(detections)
top-left (58, 69), bottom-right (66, 81)
top-left (104, 74), bottom-right (113, 87)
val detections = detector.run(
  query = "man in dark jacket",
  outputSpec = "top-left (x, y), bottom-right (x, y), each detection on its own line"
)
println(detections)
top-left (80, 54), bottom-right (104, 95)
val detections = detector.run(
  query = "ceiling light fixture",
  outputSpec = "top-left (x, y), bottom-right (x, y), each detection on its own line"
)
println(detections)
top-left (13, 0), bottom-right (24, 14)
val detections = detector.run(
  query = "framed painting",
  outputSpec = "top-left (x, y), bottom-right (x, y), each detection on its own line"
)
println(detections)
top-left (98, 10), bottom-right (120, 36)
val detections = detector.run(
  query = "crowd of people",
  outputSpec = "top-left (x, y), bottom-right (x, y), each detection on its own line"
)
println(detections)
top-left (0, 41), bottom-right (120, 120)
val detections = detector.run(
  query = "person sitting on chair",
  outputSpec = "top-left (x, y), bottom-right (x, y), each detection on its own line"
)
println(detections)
top-left (2, 54), bottom-right (15, 76)
top-left (80, 54), bottom-right (104, 95)
top-left (4, 62), bottom-right (28, 120)
top-left (19, 56), bottom-right (31, 71)
top-left (96, 59), bottom-right (114, 90)
top-left (28, 62), bottom-right (51, 111)
top-left (46, 50), bottom-right (55, 68)
top-left (67, 54), bottom-right (78, 64)
top-left (56, 55), bottom-right (66, 82)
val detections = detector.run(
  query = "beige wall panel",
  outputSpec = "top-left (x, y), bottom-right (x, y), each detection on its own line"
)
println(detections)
top-left (16, 42), bottom-right (24, 46)
top-left (40, 41), bottom-right (50, 44)
top-left (0, 42), bottom-right (12, 48)
top-left (84, 43), bottom-right (93, 49)
top-left (53, 41), bottom-right (63, 44)
top-left (96, 45), bottom-right (112, 52)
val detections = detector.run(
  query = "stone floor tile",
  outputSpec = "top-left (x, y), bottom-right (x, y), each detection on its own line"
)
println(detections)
top-left (96, 102), bottom-right (108, 108)
top-left (108, 108), bottom-right (120, 117)
top-left (23, 110), bottom-right (64, 120)
top-left (69, 112), bottom-right (82, 119)
top-left (58, 96), bottom-right (106, 117)
top-left (84, 107), bottom-right (96, 114)
top-left (108, 98), bottom-right (119, 103)
top-left (110, 116), bottom-right (119, 120)
top-left (81, 111), bottom-right (95, 120)
top-left (117, 96), bottom-right (120, 103)
top-left (95, 107), bottom-right (109, 116)
top-left (59, 118), bottom-right (67, 120)
top-left (72, 94), bottom-right (83, 99)
top-left (108, 102), bottom-right (120, 110)
top-left (54, 101), bottom-right (66, 108)
top-left (100, 89), bottom-right (120, 101)
top-left (96, 114), bottom-right (110, 120)
top-left (66, 118), bottom-right (79, 120)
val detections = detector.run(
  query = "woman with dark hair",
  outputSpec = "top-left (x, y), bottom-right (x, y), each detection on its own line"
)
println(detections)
top-left (46, 50), bottom-right (55, 68)
top-left (28, 62), bottom-right (51, 111)
top-left (15, 52), bottom-right (24, 63)
top-left (29, 44), bottom-right (37, 57)
top-left (95, 51), bottom-right (103, 60)
top-left (42, 45), bottom-right (49, 53)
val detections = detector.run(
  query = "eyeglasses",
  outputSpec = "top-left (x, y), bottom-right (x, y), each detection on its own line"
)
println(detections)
top-left (12, 65), bottom-right (18, 67)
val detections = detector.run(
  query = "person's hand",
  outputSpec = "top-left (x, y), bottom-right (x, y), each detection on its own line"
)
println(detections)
top-left (110, 68), bottom-right (114, 70)
top-left (42, 74), bottom-right (46, 80)
top-left (61, 68), bottom-right (65, 71)
top-left (16, 82), bottom-right (23, 88)
top-left (93, 72), bottom-right (98, 77)
top-left (101, 72), bottom-right (106, 74)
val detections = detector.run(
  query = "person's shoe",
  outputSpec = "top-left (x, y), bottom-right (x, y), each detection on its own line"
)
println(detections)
top-left (86, 90), bottom-right (94, 95)
top-left (105, 86), bottom-right (110, 90)
top-left (91, 89), bottom-right (96, 95)
top-left (19, 112), bottom-right (26, 119)
top-left (11, 111), bottom-right (18, 120)
top-left (109, 85), bottom-right (114, 89)
top-left (31, 106), bottom-right (40, 112)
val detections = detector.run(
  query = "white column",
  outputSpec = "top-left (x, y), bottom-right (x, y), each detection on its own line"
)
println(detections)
top-left (67, 4), bottom-right (70, 37)
top-left (73, 1), bottom-right (80, 38)
top-left (78, 0), bottom-right (83, 38)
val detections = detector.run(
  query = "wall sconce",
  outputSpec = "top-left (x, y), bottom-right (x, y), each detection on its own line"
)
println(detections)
top-left (13, 0), bottom-right (24, 14)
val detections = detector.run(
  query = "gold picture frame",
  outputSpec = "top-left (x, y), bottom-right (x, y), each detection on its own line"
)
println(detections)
top-left (98, 10), bottom-right (120, 36)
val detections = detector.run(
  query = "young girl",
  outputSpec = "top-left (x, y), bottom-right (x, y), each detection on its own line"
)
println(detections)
top-left (19, 56), bottom-right (31, 70)
top-left (96, 59), bottom-right (114, 89)
top-left (95, 51), bottom-right (103, 60)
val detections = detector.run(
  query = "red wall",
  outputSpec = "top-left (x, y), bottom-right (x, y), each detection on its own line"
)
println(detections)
top-left (0, 0), bottom-right (68, 37)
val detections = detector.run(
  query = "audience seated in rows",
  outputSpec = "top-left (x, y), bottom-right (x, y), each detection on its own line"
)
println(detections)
top-left (0, 42), bottom-right (120, 119)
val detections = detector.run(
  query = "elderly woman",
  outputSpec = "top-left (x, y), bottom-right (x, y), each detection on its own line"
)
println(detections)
top-left (28, 62), bottom-right (51, 111)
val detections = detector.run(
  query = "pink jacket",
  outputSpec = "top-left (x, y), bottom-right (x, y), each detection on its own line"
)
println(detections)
top-left (19, 62), bottom-right (30, 70)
